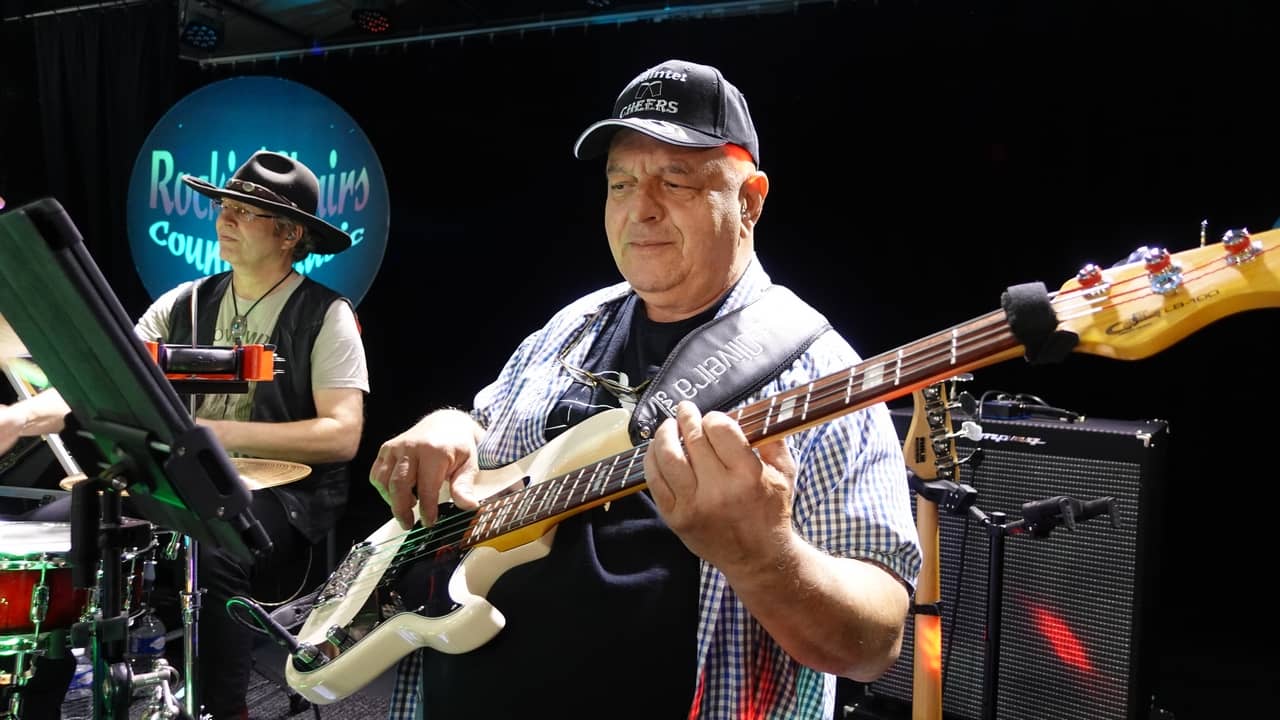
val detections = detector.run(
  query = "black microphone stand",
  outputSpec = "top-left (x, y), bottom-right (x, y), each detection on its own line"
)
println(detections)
top-left (964, 496), bottom-right (1120, 720)
top-left (913, 463), bottom-right (1121, 720)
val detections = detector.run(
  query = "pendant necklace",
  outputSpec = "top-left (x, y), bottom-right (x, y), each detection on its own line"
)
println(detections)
top-left (230, 269), bottom-right (293, 343)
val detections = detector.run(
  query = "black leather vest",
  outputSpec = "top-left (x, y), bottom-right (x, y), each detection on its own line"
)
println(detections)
top-left (166, 272), bottom-right (353, 543)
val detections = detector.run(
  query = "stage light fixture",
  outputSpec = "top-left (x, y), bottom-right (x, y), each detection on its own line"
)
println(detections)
top-left (180, 4), bottom-right (225, 50)
top-left (351, 0), bottom-right (392, 33)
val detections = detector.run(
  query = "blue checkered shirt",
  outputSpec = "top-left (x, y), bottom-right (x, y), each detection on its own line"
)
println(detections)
top-left (387, 257), bottom-right (921, 719)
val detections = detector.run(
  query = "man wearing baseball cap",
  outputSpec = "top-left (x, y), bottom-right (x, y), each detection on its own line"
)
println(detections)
top-left (373, 59), bottom-right (919, 719)
top-left (2, 151), bottom-right (370, 720)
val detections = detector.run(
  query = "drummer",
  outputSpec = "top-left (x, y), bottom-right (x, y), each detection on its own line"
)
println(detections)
top-left (0, 151), bottom-right (370, 720)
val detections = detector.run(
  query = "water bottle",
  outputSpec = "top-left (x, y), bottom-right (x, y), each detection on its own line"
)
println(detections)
top-left (66, 647), bottom-right (94, 701)
top-left (127, 608), bottom-right (166, 673)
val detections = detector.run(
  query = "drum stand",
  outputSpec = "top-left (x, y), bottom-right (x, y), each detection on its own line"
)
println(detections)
top-left (159, 530), bottom-right (201, 719)
top-left (66, 465), bottom-right (191, 720)
top-left (165, 373), bottom-right (252, 719)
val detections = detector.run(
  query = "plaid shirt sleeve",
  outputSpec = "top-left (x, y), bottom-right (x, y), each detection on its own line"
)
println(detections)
top-left (691, 329), bottom-right (923, 719)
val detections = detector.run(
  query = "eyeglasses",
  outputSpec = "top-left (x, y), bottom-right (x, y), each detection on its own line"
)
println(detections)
top-left (557, 310), bottom-right (651, 401)
top-left (212, 198), bottom-right (278, 222)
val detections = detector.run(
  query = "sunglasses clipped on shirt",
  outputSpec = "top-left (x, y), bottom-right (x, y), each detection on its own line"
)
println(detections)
top-left (556, 309), bottom-right (652, 402)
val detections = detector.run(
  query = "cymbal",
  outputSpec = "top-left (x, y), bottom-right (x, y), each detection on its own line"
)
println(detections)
top-left (231, 457), bottom-right (312, 490)
top-left (58, 459), bottom-right (311, 494)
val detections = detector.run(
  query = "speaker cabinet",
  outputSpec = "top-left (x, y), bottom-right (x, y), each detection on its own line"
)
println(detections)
top-left (865, 407), bottom-right (1169, 720)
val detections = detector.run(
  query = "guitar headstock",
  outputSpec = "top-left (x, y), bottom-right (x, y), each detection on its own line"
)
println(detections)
top-left (903, 379), bottom-right (970, 483)
top-left (1056, 227), bottom-right (1280, 361)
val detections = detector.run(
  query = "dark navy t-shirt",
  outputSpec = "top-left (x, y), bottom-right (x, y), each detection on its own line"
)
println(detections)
top-left (420, 296), bottom-right (717, 719)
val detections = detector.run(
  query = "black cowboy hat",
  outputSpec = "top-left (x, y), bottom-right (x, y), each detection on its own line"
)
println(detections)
top-left (181, 150), bottom-right (352, 255)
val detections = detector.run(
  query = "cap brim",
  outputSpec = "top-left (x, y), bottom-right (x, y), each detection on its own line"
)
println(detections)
top-left (573, 118), bottom-right (729, 159)
top-left (180, 175), bottom-right (353, 255)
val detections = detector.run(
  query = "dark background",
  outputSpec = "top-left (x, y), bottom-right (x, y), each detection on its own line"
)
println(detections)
top-left (3, 0), bottom-right (1279, 716)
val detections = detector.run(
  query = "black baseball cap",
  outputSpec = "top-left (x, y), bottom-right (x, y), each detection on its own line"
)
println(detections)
top-left (573, 59), bottom-right (760, 166)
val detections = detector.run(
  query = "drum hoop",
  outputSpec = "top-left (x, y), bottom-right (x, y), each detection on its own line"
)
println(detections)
top-left (0, 631), bottom-right (48, 659)
top-left (0, 554), bottom-right (71, 571)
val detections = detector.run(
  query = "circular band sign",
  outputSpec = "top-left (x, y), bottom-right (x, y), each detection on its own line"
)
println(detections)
top-left (127, 76), bottom-right (388, 306)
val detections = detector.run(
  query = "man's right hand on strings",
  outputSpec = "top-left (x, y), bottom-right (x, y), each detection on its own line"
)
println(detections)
top-left (369, 408), bottom-right (485, 530)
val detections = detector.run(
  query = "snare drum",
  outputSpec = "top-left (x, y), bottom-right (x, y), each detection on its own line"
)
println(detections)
top-left (0, 522), bottom-right (86, 656)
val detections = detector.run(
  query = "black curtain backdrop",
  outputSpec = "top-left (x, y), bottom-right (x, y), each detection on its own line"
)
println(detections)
top-left (4, 1), bottom-right (1280, 715)
top-left (3, 0), bottom-right (177, 309)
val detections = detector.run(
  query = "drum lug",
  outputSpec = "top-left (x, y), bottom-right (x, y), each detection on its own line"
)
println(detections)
top-left (27, 582), bottom-right (49, 626)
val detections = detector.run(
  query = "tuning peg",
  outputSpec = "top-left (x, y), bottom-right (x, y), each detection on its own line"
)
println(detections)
top-left (1142, 247), bottom-right (1172, 273)
top-left (921, 384), bottom-right (942, 403)
top-left (931, 421), bottom-right (983, 456)
top-left (1221, 228), bottom-right (1261, 264)
top-left (1142, 247), bottom-right (1183, 295)
top-left (1072, 262), bottom-right (1112, 298)
top-left (944, 421), bottom-right (983, 442)
top-left (951, 391), bottom-right (978, 416)
top-left (1076, 263), bottom-right (1104, 288)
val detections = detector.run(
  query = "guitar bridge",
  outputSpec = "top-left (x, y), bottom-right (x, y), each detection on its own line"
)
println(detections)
top-left (316, 541), bottom-right (375, 604)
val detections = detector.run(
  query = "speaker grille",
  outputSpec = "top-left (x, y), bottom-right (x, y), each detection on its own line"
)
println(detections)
top-left (870, 410), bottom-right (1167, 720)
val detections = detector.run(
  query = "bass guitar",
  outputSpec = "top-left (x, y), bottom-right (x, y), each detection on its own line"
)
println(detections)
top-left (287, 228), bottom-right (1280, 704)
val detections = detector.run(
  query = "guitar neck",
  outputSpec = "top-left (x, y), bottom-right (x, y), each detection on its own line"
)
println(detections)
top-left (729, 309), bottom-right (1021, 445)
top-left (465, 309), bottom-right (1021, 548)
top-left (467, 228), bottom-right (1280, 547)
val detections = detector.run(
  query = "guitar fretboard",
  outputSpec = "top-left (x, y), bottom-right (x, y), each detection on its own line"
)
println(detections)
top-left (464, 308), bottom-right (1020, 547)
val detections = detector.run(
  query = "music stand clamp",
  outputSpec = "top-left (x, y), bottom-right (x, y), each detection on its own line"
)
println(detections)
top-left (0, 197), bottom-right (275, 719)
top-left (910, 474), bottom-right (979, 517)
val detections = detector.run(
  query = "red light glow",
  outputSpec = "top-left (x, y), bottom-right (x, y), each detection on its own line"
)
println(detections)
top-left (917, 614), bottom-right (942, 676)
top-left (1030, 605), bottom-right (1094, 674)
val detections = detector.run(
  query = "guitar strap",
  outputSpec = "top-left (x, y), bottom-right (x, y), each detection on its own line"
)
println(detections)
top-left (627, 285), bottom-right (831, 445)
